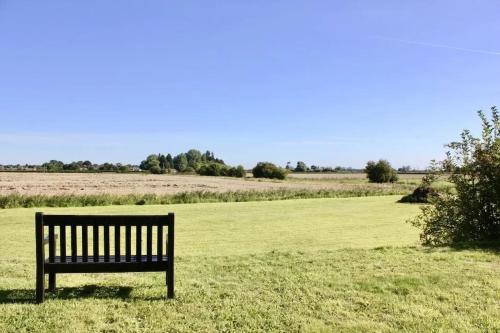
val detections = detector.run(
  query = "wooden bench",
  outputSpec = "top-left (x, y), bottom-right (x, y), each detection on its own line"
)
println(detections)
top-left (35, 212), bottom-right (174, 303)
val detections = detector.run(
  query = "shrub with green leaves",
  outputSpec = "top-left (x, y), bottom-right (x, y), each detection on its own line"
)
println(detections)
top-left (410, 107), bottom-right (500, 245)
top-left (252, 162), bottom-right (287, 180)
top-left (365, 160), bottom-right (398, 183)
top-left (196, 162), bottom-right (246, 178)
top-left (173, 153), bottom-right (189, 172)
top-left (197, 162), bottom-right (228, 176)
top-left (229, 165), bottom-right (246, 178)
top-left (149, 165), bottom-right (165, 174)
top-left (294, 161), bottom-right (308, 172)
top-left (182, 166), bottom-right (196, 174)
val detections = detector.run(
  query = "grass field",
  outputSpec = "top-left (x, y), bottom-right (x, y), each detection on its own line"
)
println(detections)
top-left (0, 196), bottom-right (498, 332)
top-left (0, 172), bottom-right (430, 209)
top-left (0, 172), bottom-right (419, 197)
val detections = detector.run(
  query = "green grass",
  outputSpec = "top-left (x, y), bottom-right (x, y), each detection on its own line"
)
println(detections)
top-left (0, 196), bottom-right (498, 332)
top-left (0, 187), bottom-right (411, 209)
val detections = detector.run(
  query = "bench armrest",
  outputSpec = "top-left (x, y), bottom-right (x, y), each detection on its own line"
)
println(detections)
top-left (43, 234), bottom-right (58, 246)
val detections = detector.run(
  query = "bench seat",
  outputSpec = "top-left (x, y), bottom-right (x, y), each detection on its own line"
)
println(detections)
top-left (44, 255), bottom-right (170, 273)
top-left (45, 255), bottom-right (168, 264)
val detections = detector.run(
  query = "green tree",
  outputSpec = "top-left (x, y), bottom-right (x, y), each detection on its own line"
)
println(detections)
top-left (295, 161), bottom-right (308, 172)
top-left (165, 154), bottom-right (173, 169)
top-left (42, 160), bottom-right (64, 172)
top-left (150, 165), bottom-right (164, 174)
top-left (202, 150), bottom-right (215, 162)
top-left (140, 154), bottom-right (161, 171)
top-left (173, 153), bottom-right (188, 172)
top-left (365, 160), bottom-right (398, 183)
top-left (186, 149), bottom-right (202, 168)
top-left (197, 162), bottom-right (228, 176)
top-left (233, 165), bottom-right (246, 178)
top-left (82, 160), bottom-right (93, 169)
top-left (411, 107), bottom-right (500, 245)
top-left (158, 154), bottom-right (167, 169)
top-left (398, 165), bottom-right (412, 173)
top-left (252, 162), bottom-right (287, 180)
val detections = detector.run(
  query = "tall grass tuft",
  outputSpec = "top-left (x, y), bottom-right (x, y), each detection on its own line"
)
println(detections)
top-left (0, 188), bottom-right (407, 209)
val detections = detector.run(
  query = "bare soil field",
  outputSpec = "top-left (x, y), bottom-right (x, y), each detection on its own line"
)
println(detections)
top-left (0, 172), bottom-right (416, 196)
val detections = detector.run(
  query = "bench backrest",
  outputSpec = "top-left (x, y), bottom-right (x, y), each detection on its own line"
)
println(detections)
top-left (36, 213), bottom-right (174, 264)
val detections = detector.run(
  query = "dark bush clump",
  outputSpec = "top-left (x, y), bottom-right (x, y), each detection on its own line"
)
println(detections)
top-left (365, 160), bottom-right (398, 183)
top-left (252, 162), bottom-right (287, 180)
top-left (399, 185), bottom-right (439, 203)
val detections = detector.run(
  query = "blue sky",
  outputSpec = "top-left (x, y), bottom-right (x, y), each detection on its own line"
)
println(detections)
top-left (1, 1), bottom-right (499, 168)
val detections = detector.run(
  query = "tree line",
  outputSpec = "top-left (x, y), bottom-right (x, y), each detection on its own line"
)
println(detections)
top-left (26, 160), bottom-right (136, 173)
top-left (1, 149), bottom-right (417, 182)
top-left (284, 161), bottom-right (359, 173)
top-left (139, 149), bottom-right (246, 177)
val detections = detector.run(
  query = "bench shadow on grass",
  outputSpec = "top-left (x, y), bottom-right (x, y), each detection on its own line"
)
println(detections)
top-left (420, 241), bottom-right (500, 254)
top-left (0, 285), bottom-right (138, 304)
top-left (449, 241), bottom-right (500, 253)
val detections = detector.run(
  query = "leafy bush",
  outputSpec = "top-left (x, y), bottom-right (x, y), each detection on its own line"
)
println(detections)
top-left (410, 107), bottom-right (500, 245)
top-left (196, 162), bottom-right (245, 178)
top-left (252, 162), bottom-right (287, 180)
top-left (42, 160), bottom-right (64, 172)
top-left (186, 149), bottom-right (202, 168)
top-left (140, 154), bottom-right (161, 171)
top-left (197, 162), bottom-right (228, 176)
top-left (229, 165), bottom-right (246, 178)
top-left (149, 165), bottom-right (164, 174)
top-left (182, 166), bottom-right (196, 174)
top-left (365, 160), bottom-right (398, 183)
top-left (173, 153), bottom-right (188, 172)
top-left (294, 161), bottom-right (308, 172)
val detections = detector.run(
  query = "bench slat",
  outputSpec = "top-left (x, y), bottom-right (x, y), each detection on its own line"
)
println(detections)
top-left (125, 226), bottom-right (131, 262)
top-left (104, 225), bottom-right (110, 262)
top-left (93, 226), bottom-right (99, 262)
top-left (115, 225), bottom-right (120, 262)
top-left (60, 226), bottom-right (66, 262)
top-left (48, 225), bottom-right (55, 263)
top-left (71, 225), bottom-right (77, 262)
top-left (45, 257), bottom-right (168, 274)
top-left (147, 225), bottom-right (152, 262)
top-left (43, 215), bottom-right (170, 226)
top-left (136, 226), bottom-right (142, 262)
top-left (157, 225), bottom-right (163, 262)
top-left (82, 225), bottom-right (88, 262)
top-left (45, 255), bottom-right (167, 263)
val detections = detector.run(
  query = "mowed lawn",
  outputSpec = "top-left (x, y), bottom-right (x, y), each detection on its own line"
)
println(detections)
top-left (0, 196), bottom-right (498, 332)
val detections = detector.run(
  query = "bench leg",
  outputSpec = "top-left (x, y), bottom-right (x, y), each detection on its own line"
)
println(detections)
top-left (35, 212), bottom-right (45, 304)
top-left (48, 273), bottom-right (56, 292)
top-left (166, 270), bottom-right (174, 299)
top-left (36, 270), bottom-right (44, 304)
